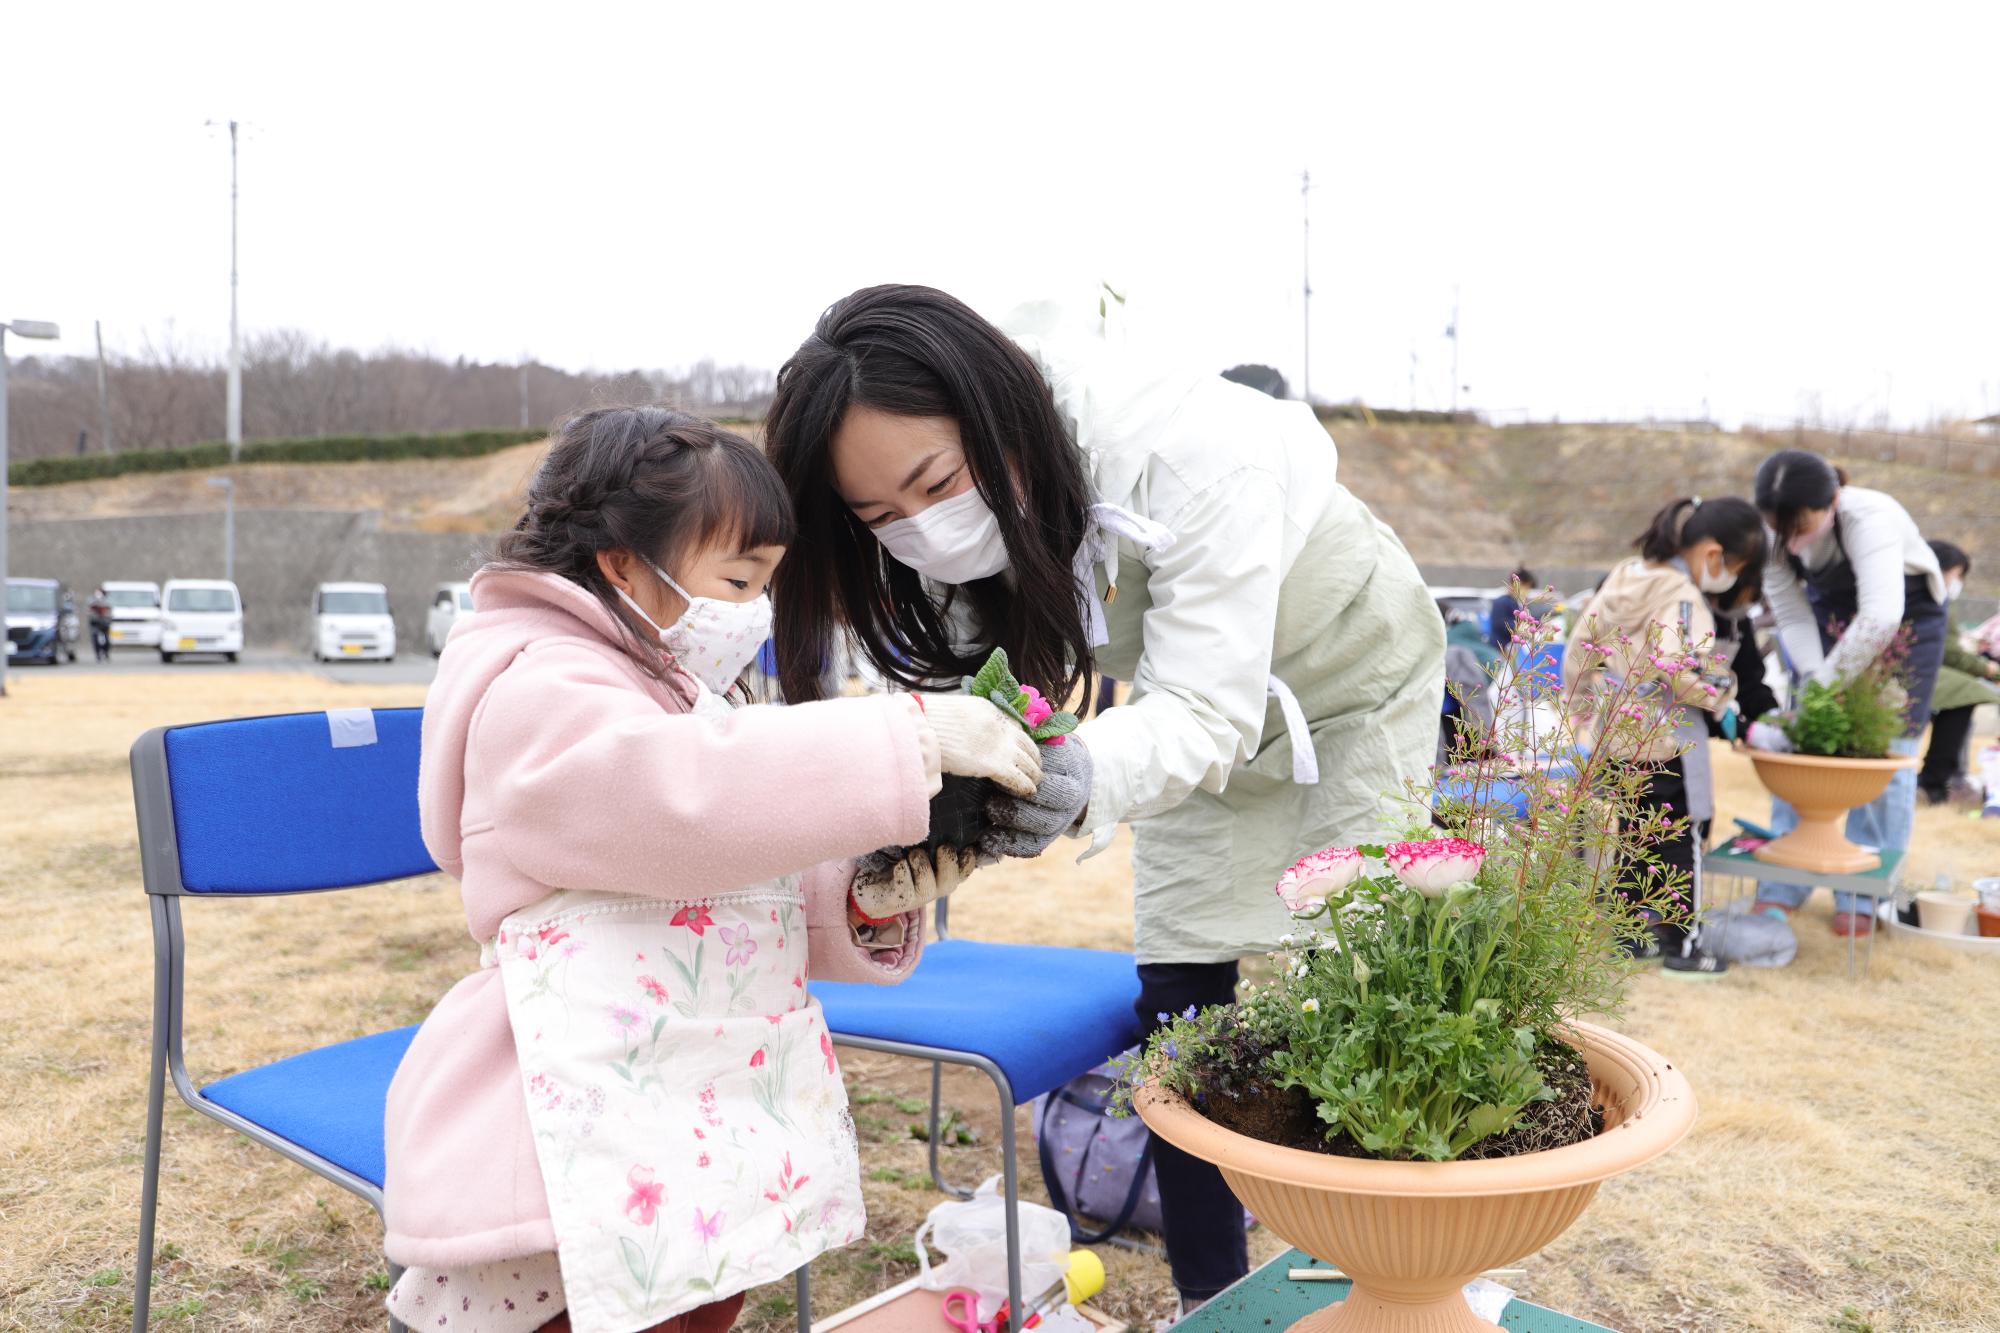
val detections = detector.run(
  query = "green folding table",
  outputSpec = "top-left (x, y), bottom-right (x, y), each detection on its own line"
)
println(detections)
top-left (1703, 834), bottom-right (1905, 976)
top-left (1169, 1249), bottom-right (1615, 1331)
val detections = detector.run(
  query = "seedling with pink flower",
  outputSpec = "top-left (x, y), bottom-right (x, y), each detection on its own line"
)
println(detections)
top-left (926, 647), bottom-right (1078, 848)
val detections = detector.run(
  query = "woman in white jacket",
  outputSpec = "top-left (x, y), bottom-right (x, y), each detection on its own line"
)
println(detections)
top-left (1752, 449), bottom-right (1947, 937)
top-left (765, 285), bottom-right (1444, 1312)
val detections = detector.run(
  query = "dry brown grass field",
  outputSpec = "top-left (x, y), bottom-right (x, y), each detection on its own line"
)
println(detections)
top-left (2, 671), bottom-right (1997, 1332)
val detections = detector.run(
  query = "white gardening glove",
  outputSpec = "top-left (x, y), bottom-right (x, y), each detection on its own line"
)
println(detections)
top-left (1746, 721), bottom-right (1795, 753)
top-left (921, 694), bottom-right (1042, 798)
top-left (849, 844), bottom-right (982, 923)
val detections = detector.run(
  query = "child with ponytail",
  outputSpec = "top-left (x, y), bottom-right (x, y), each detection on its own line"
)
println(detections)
top-left (1565, 495), bottom-right (1767, 977)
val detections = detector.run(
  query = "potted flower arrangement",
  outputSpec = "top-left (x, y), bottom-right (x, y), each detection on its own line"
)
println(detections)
top-left (1123, 604), bottom-right (1703, 1333)
top-left (1747, 634), bottom-right (1917, 874)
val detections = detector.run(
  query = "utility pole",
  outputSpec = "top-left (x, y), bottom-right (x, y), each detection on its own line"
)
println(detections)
top-left (94, 320), bottom-right (112, 454)
top-left (1446, 285), bottom-right (1461, 417)
top-left (207, 477), bottom-right (236, 584)
top-left (518, 361), bottom-right (531, 429)
top-left (1300, 169), bottom-right (1312, 404)
top-left (210, 118), bottom-right (243, 460)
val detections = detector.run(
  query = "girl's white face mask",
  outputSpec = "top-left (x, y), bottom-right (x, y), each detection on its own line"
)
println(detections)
top-left (873, 486), bottom-right (1010, 584)
top-left (1696, 551), bottom-right (1739, 595)
top-left (616, 559), bottom-right (771, 694)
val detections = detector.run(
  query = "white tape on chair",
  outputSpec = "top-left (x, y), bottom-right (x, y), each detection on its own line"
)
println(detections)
top-left (327, 708), bottom-right (379, 749)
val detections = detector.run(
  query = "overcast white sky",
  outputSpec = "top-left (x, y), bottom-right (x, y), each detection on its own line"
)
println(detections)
top-left (5, 3), bottom-right (1996, 428)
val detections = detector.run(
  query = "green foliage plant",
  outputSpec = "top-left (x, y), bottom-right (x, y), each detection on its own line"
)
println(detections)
top-left (1777, 628), bottom-right (1912, 759)
top-left (1125, 585), bottom-right (1714, 1162)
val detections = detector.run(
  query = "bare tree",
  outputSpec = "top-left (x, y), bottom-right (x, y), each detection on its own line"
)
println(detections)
top-left (4, 331), bottom-right (781, 461)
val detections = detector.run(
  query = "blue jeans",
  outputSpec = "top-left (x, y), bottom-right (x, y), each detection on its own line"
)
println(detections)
top-left (1762, 736), bottom-right (1920, 915)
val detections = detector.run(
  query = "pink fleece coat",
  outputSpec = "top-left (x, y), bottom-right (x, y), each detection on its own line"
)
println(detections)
top-left (382, 568), bottom-right (933, 1268)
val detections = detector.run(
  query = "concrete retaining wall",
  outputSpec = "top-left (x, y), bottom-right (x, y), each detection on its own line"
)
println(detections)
top-left (9, 510), bottom-right (490, 650)
top-left (12, 515), bottom-right (1993, 652)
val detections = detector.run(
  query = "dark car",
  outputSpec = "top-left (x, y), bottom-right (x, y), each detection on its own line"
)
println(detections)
top-left (5, 578), bottom-right (81, 665)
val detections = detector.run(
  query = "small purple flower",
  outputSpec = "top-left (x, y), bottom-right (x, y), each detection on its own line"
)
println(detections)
top-left (1163, 1039), bottom-right (1180, 1059)
top-left (720, 921), bottom-right (757, 968)
top-left (1156, 1012), bottom-right (1171, 1023)
top-left (1181, 1004), bottom-right (1198, 1020)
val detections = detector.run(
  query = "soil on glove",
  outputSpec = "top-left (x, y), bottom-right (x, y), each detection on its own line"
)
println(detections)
top-left (927, 774), bottom-right (995, 849)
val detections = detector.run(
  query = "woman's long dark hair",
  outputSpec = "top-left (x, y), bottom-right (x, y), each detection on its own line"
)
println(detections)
top-left (492, 407), bottom-right (792, 675)
top-left (1753, 448), bottom-right (1841, 545)
top-left (1635, 495), bottom-right (1767, 568)
top-left (766, 284), bottom-right (1095, 703)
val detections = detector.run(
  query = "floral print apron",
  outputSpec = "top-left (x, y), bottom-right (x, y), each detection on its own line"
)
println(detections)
top-left (490, 694), bottom-right (864, 1333)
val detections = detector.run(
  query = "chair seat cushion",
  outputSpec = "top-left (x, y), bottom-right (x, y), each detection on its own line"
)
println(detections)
top-left (201, 1026), bottom-right (419, 1189)
top-left (815, 940), bottom-right (1143, 1104)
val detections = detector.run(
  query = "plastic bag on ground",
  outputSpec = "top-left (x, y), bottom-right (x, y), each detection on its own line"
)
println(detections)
top-left (914, 1174), bottom-right (1072, 1319)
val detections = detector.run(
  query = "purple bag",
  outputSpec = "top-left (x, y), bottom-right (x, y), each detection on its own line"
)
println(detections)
top-left (1031, 1053), bottom-right (1162, 1242)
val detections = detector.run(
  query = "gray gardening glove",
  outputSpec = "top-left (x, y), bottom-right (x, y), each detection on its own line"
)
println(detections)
top-left (978, 735), bottom-right (1093, 860)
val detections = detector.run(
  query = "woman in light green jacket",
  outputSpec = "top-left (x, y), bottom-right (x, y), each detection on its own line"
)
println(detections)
top-left (765, 285), bottom-right (1444, 1313)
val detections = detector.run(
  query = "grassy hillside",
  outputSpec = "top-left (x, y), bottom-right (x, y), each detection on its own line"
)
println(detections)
top-left (14, 423), bottom-right (1997, 589)
top-left (1331, 422), bottom-right (2000, 580)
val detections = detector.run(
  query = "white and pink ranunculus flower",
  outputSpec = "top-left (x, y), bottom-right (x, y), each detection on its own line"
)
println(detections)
top-left (1275, 846), bottom-right (1364, 913)
top-left (1383, 838), bottom-right (1487, 898)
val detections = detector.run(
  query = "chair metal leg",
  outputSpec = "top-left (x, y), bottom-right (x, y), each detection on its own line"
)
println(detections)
top-left (795, 1264), bottom-right (812, 1333)
top-left (929, 1061), bottom-right (970, 1199)
top-left (133, 908), bottom-right (175, 1332)
top-left (996, 1069), bottom-right (1023, 1333)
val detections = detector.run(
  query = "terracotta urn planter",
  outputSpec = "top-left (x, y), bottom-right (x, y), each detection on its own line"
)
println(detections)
top-left (1746, 751), bottom-right (1919, 874)
top-left (1134, 1022), bottom-right (1695, 1333)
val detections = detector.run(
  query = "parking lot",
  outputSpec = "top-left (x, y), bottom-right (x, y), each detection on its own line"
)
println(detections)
top-left (7, 646), bottom-right (439, 686)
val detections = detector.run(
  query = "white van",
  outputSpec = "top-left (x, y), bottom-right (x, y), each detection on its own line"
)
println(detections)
top-left (102, 580), bottom-right (163, 648)
top-left (159, 579), bottom-right (244, 662)
top-left (425, 581), bottom-right (474, 656)
top-left (312, 582), bottom-right (397, 662)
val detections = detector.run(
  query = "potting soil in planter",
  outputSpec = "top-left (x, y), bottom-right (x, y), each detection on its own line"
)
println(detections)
top-left (1192, 1035), bottom-right (1604, 1163)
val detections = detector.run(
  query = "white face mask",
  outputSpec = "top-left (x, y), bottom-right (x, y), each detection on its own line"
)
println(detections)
top-left (615, 559), bottom-right (771, 695)
top-left (1696, 552), bottom-right (1738, 595)
top-left (873, 486), bottom-right (1010, 584)
top-left (1945, 576), bottom-right (1963, 602)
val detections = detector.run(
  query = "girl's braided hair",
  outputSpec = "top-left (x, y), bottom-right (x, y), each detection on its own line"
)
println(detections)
top-left (492, 406), bottom-right (793, 674)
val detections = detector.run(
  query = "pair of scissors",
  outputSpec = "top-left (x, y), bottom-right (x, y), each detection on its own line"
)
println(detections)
top-left (941, 1288), bottom-right (1004, 1333)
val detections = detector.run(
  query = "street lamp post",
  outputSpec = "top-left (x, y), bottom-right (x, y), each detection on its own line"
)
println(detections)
top-left (206, 476), bottom-right (235, 585)
top-left (1, 317), bottom-right (64, 699)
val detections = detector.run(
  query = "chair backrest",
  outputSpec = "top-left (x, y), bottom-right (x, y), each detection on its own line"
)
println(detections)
top-left (132, 707), bottom-right (436, 896)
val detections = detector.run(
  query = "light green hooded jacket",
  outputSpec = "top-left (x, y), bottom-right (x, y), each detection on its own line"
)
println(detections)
top-left (1003, 304), bottom-right (1445, 964)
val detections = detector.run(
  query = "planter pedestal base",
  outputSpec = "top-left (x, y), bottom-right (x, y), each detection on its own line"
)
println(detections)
top-left (1752, 827), bottom-right (1881, 875)
top-left (1286, 1287), bottom-right (1500, 1332)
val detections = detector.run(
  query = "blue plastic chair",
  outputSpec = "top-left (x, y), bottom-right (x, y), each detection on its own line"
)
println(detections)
top-left (816, 899), bottom-right (1144, 1332)
top-left (130, 708), bottom-right (437, 1332)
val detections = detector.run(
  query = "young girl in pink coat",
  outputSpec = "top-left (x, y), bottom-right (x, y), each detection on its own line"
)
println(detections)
top-left (382, 408), bottom-right (1043, 1333)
